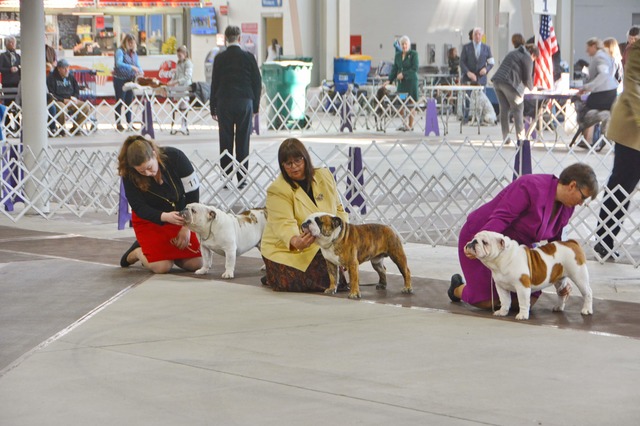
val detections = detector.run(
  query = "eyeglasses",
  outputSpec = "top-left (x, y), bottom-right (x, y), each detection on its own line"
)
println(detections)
top-left (577, 186), bottom-right (589, 201)
top-left (282, 157), bottom-right (304, 169)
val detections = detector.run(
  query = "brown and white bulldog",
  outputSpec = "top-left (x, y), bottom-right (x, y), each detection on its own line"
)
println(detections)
top-left (180, 203), bottom-right (267, 278)
top-left (465, 230), bottom-right (593, 320)
top-left (302, 212), bottom-right (412, 299)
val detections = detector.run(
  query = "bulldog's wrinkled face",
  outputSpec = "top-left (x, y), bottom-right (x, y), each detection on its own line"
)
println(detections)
top-left (180, 202), bottom-right (216, 225)
top-left (301, 213), bottom-right (343, 241)
top-left (465, 230), bottom-right (505, 260)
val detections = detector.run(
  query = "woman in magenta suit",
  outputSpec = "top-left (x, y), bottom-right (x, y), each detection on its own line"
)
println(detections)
top-left (448, 163), bottom-right (598, 309)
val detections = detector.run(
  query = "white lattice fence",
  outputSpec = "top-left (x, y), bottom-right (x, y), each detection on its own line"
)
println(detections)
top-left (1, 87), bottom-right (583, 140)
top-left (2, 139), bottom-right (638, 266)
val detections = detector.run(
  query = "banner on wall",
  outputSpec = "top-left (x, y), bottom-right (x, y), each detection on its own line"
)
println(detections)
top-left (241, 23), bottom-right (258, 59)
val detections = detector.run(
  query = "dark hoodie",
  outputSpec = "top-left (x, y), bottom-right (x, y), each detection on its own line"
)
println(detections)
top-left (46, 67), bottom-right (80, 101)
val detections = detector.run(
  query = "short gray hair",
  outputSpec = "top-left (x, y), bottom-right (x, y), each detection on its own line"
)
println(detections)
top-left (399, 35), bottom-right (411, 46)
top-left (586, 37), bottom-right (603, 50)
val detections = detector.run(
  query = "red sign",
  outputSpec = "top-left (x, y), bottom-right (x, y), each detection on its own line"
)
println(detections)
top-left (95, 16), bottom-right (104, 29)
top-left (220, 5), bottom-right (228, 15)
top-left (158, 60), bottom-right (176, 84)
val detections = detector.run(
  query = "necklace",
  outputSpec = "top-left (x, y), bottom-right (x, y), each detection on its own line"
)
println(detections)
top-left (146, 168), bottom-right (180, 210)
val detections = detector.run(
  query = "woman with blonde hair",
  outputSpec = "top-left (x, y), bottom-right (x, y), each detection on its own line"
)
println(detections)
top-left (113, 34), bottom-right (144, 131)
top-left (118, 135), bottom-right (202, 273)
top-left (575, 37), bottom-right (619, 145)
top-left (603, 37), bottom-right (623, 90)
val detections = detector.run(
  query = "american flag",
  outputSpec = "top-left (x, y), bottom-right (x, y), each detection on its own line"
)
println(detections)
top-left (534, 14), bottom-right (558, 90)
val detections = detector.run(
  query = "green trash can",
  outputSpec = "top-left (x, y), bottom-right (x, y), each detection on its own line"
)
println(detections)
top-left (262, 57), bottom-right (313, 129)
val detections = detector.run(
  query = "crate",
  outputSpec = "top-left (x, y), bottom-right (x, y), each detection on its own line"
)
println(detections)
top-left (333, 56), bottom-right (371, 85)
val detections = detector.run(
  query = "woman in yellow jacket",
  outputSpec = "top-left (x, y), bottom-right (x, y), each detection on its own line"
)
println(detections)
top-left (261, 138), bottom-right (349, 291)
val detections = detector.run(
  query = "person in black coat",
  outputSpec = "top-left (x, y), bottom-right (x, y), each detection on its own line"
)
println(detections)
top-left (46, 59), bottom-right (91, 135)
top-left (210, 25), bottom-right (262, 188)
top-left (0, 36), bottom-right (20, 106)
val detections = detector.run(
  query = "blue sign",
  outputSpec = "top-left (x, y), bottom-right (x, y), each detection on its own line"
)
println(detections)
top-left (262, 0), bottom-right (282, 6)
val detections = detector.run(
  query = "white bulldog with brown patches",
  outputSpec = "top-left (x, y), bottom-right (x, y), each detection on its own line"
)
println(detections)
top-left (180, 203), bottom-right (267, 278)
top-left (465, 230), bottom-right (593, 320)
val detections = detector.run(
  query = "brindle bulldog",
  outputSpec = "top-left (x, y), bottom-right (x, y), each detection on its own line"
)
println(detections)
top-left (302, 212), bottom-right (412, 299)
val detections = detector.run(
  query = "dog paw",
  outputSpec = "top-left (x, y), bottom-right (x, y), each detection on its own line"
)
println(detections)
top-left (493, 309), bottom-right (509, 317)
top-left (552, 305), bottom-right (565, 312)
top-left (221, 271), bottom-right (234, 279)
top-left (348, 292), bottom-right (361, 300)
top-left (515, 312), bottom-right (530, 320)
top-left (581, 308), bottom-right (593, 316)
top-left (324, 288), bottom-right (337, 295)
top-left (195, 268), bottom-right (209, 275)
top-left (375, 283), bottom-right (387, 290)
top-left (401, 287), bottom-right (413, 294)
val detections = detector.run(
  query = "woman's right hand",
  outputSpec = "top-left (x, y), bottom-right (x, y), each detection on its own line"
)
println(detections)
top-left (161, 211), bottom-right (185, 226)
top-left (290, 231), bottom-right (315, 251)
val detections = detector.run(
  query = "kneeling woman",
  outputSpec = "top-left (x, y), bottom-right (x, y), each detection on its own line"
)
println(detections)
top-left (118, 135), bottom-right (203, 273)
top-left (448, 163), bottom-right (598, 309)
top-left (261, 138), bottom-right (348, 291)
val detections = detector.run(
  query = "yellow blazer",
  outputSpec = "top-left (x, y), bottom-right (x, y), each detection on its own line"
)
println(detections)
top-left (261, 167), bottom-right (348, 271)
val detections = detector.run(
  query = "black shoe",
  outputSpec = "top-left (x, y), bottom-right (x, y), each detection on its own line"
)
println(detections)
top-left (120, 241), bottom-right (140, 267)
top-left (238, 182), bottom-right (247, 189)
top-left (594, 243), bottom-right (620, 259)
top-left (260, 275), bottom-right (269, 286)
top-left (116, 123), bottom-right (126, 132)
top-left (576, 140), bottom-right (591, 149)
top-left (337, 280), bottom-right (350, 293)
top-left (448, 274), bottom-right (464, 302)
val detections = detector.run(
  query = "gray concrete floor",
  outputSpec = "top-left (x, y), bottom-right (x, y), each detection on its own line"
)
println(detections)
top-left (1, 126), bottom-right (640, 425)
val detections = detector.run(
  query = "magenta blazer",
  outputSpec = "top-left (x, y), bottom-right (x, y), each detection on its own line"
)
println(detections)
top-left (465, 174), bottom-right (574, 245)
top-left (458, 174), bottom-right (575, 304)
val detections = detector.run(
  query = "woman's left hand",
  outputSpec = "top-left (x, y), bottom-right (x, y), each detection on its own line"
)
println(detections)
top-left (171, 227), bottom-right (191, 250)
top-left (397, 72), bottom-right (404, 81)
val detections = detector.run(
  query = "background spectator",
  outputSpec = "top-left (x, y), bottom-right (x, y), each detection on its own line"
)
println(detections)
top-left (210, 25), bottom-right (262, 189)
top-left (594, 39), bottom-right (640, 259)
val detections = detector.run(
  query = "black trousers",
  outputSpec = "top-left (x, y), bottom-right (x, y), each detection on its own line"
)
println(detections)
top-left (113, 77), bottom-right (134, 124)
top-left (596, 143), bottom-right (640, 249)
top-left (217, 97), bottom-right (253, 184)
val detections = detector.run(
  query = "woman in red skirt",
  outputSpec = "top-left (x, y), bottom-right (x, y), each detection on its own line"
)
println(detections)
top-left (117, 135), bottom-right (202, 273)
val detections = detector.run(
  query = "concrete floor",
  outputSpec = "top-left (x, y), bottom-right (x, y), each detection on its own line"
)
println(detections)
top-left (1, 127), bottom-right (640, 425)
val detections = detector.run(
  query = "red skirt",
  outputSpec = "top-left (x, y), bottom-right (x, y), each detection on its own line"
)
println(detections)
top-left (132, 212), bottom-right (201, 263)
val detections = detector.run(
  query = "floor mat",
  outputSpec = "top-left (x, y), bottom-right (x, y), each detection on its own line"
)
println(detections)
top-left (192, 255), bottom-right (640, 340)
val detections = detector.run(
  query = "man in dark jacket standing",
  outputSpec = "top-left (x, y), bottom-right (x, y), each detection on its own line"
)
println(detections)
top-left (459, 27), bottom-right (494, 123)
top-left (210, 25), bottom-right (262, 188)
top-left (0, 36), bottom-right (21, 101)
top-left (46, 59), bottom-right (91, 136)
